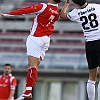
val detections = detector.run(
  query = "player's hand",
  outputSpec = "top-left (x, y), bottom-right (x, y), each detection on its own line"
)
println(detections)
top-left (0, 13), bottom-right (4, 16)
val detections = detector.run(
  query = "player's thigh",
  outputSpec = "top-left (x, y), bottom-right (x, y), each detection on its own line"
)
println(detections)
top-left (26, 35), bottom-right (44, 67)
top-left (85, 41), bottom-right (98, 69)
top-left (26, 35), bottom-right (43, 59)
top-left (28, 56), bottom-right (39, 67)
top-left (96, 40), bottom-right (100, 67)
top-left (40, 36), bottom-right (50, 60)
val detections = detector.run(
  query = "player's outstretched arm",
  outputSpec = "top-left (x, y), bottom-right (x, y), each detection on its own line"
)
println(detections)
top-left (60, 3), bottom-right (71, 20)
top-left (0, 4), bottom-right (43, 17)
top-left (0, 12), bottom-right (15, 17)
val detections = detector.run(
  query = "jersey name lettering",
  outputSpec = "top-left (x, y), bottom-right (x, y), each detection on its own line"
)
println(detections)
top-left (49, 8), bottom-right (58, 14)
top-left (78, 7), bottom-right (95, 15)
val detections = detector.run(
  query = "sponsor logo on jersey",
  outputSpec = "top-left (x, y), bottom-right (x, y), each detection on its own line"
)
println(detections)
top-left (0, 84), bottom-right (7, 87)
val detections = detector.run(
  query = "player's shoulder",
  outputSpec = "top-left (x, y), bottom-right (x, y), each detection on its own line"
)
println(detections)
top-left (87, 3), bottom-right (100, 13)
top-left (71, 8), bottom-right (78, 12)
top-left (33, 3), bottom-right (47, 8)
top-left (88, 3), bottom-right (100, 8)
top-left (40, 3), bottom-right (47, 7)
top-left (10, 76), bottom-right (16, 79)
top-left (88, 3), bottom-right (100, 6)
top-left (10, 75), bottom-right (16, 80)
top-left (10, 76), bottom-right (16, 83)
top-left (38, 3), bottom-right (47, 9)
top-left (68, 8), bottom-right (78, 15)
top-left (67, 8), bottom-right (79, 21)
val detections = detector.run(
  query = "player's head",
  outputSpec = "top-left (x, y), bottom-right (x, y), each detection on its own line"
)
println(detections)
top-left (72, 0), bottom-right (86, 6)
top-left (53, 0), bottom-right (61, 3)
top-left (3, 63), bottom-right (12, 76)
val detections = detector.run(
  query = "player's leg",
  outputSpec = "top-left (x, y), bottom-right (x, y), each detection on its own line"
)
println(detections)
top-left (36, 59), bottom-right (41, 69)
top-left (23, 35), bottom-right (50, 98)
top-left (16, 35), bottom-right (44, 100)
top-left (87, 67), bottom-right (98, 100)
top-left (85, 41), bottom-right (98, 100)
top-left (25, 53), bottom-right (44, 96)
top-left (15, 56), bottom-right (39, 100)
top-left (97, 75), bottom-right (100, 100)
top-left (96, 40), bottom-right (100, 100)
top-left (98, 72), bottom-right (100, 100)
top-left (23, 56), bottom-right (39, 96)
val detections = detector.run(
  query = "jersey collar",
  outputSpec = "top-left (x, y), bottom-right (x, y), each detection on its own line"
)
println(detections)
top-left (3, 73), bottom-right (12, 77)
top-left (9, 74), bottom-right (12, 76)
top-left (47, 3), bottom-right (58, 7)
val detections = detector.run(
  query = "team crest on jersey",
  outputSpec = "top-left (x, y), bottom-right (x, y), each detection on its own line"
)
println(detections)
top-left (5, 79), bottom-right (8, 83)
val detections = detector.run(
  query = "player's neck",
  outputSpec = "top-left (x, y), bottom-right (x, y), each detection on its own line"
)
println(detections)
top-left (3, 74), bottom-right (9, 77)
top-left (48, 1), bottom-right (57, 4)
top-left (80, 2), bottom-right (88, 9)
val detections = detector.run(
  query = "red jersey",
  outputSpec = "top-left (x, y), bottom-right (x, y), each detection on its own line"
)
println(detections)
top-left (0, 74), bottom-right (17, 99)
top-left (4, 3), bottom-right (60, 36)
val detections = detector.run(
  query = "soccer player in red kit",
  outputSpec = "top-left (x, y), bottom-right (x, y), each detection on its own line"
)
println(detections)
top-left (0, 0), bottom-right (61, 99)
top-left (0, 63), bottom-right (17, 100)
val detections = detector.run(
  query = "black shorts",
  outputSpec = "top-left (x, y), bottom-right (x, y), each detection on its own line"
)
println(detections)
top-left (85, 39), bottom-right (100, 69)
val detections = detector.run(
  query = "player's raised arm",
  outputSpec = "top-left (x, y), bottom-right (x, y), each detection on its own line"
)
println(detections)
top-left (0, 3), bottom-right (43, 17)
top-left (60, 2), bottom-right (71, 20)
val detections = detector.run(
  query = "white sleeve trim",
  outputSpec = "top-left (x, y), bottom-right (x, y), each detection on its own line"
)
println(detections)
top-left (3, 14), bottom-right (15, 17)
top-left (37, 3), bottom-right (47, 14)
top-left (10, 76), bottom-right (16, 90)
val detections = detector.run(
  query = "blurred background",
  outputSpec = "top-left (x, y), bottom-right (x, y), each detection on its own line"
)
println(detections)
top-left (0, 0), bottom-right (99, 100)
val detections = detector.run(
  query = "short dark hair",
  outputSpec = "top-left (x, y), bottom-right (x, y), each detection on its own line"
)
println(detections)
top-left (4, 63), bottom-right (12, 68)
top-left (54, 0), bottom-right (61, 3)
top-left (72, 0), bottom-right (86, 6)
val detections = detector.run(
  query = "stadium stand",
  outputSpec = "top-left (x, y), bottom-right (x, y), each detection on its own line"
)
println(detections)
top-left (0, 30), bottom-right (86, 68)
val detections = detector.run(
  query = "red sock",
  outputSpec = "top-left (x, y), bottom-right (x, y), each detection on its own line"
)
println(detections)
top-left (24, 67), bottom-right (38, 94)
top-left (26, 67), bottom-right (38, 87)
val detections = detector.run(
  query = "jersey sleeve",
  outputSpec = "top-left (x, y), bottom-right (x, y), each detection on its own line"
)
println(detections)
top-left (10, 77), bottom-right (17, 90)
top-left (67, 9), bottom-right (79, 22)
top-left (3, 3), bottom-right (43, 16)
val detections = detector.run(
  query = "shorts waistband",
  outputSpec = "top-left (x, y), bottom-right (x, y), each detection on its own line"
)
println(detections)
top-left (30, 34), bottom-right (50, 37)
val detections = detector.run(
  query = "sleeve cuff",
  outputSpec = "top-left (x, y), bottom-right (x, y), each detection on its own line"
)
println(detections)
top-left (3, 14), bottom-right (14, 17)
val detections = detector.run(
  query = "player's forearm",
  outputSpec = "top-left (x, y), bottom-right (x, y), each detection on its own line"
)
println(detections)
top-left (8, 90), bottom-right (15, 100)
top-left (60, 3), bottom-right (69, 19)
top-left (7, 7), bottom-right (34, 15)
top-left (61, 3), bottom-right (69, 13)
